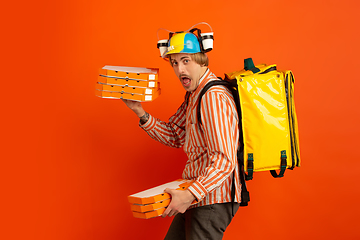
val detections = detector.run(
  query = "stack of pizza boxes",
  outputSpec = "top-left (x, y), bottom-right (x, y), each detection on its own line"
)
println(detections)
top-left (96, 66), bottom-right (161, 101)
top-left (128, 179), bottom-right (194, 219)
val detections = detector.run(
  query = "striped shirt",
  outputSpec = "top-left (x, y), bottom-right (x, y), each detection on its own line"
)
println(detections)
top-left (140, 69), bottom-right (241, 208)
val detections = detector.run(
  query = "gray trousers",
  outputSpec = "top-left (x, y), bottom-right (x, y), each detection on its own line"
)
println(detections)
top-left (164, 202), bottom-right (239, 240)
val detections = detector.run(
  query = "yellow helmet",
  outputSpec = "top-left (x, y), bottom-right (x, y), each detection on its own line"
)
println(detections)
top-left (162, 32), bottom-right (201, 58)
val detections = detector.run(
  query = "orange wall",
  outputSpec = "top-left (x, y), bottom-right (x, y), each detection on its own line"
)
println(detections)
top-left (2, 0), bottom-right (360, 239)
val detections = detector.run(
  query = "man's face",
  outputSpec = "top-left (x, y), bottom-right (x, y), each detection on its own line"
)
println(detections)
top-left (170, 53), bottom-right (207, 92)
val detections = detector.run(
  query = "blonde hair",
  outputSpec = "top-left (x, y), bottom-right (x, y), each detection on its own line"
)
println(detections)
top-left (190, 52), bottom-right (209, 66)
top-left (169, 52), bottom-right (209, 67)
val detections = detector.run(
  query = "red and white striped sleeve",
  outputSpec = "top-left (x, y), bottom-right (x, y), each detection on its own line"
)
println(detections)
top-left (139, 101), bottom-right (187, 148)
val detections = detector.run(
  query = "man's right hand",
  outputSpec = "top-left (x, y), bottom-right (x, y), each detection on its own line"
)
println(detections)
top-left (162, 188), bottom-right (196, 218)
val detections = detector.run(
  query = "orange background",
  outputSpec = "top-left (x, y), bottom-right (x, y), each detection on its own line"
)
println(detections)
top-left (1, 0), bottom-right (360, 239)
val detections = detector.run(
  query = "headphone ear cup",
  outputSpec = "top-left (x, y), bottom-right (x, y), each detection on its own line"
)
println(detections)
top-left (157, 39), bottom-right (169, 57)
top-left (200, 33), bottom-right (214, 52)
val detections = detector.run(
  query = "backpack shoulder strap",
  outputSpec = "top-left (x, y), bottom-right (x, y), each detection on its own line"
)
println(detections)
top-left (197, 78), bottom-right (231, 125)
top-left (196, 78), bottom-right (250, 206)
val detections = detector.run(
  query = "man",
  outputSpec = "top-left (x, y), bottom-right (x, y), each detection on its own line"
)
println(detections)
top-left (122, 31), bottom-right (241, 240)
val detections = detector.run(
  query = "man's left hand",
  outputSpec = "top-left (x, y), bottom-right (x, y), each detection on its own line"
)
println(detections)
top-left (162, 189), bottom-right (196, 218)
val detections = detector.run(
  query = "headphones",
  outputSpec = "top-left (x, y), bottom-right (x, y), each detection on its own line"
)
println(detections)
top-left (157, 22), bottom-right (214, 58)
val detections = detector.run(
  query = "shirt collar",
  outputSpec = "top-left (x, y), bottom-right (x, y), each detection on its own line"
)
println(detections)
top-left (188, 68), bottom-right (212, 102)
top-left (197, 68), bottom-right (210, 87)
top-left (192, 68), bottom-right (210, 95)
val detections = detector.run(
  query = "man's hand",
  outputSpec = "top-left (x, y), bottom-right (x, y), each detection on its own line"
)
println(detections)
top-left (162, 189), bottom-right (196, 218)
top-left (121, 99), bottom-right (145, 117)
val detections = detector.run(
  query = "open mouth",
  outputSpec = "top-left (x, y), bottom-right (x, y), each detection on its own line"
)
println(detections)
top-left (181, 76), bottom-right (191, 87)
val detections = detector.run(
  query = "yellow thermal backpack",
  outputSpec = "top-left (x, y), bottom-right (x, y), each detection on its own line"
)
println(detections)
top-left (197, 58), bottom-right (300, 206)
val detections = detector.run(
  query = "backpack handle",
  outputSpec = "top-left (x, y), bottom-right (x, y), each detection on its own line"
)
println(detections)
top-left (244, 58), bottom-right (260, 74)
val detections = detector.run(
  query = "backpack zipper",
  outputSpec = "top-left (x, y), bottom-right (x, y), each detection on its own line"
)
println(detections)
top-left (240, 66), bottom-right (277, 77)
top-left (289, 73), bottom-right (300, 167)
top-left (285, 73), bottom-right (300, 168)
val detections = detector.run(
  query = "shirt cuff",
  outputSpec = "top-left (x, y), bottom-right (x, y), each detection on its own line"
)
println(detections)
top-left (187, 180), bottom-right (208, 202)
top-left (139, 114), bottom-right (156, 131)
